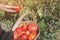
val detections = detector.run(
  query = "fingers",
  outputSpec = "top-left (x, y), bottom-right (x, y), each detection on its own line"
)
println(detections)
top-left (3, 8), bottom-right (16, 12)
top-left (4, 5), bottom-right (18, 9)
top-left (0, 4), bottom-right (21, 12)
top-left (0, 4), bottom-right (18, 9)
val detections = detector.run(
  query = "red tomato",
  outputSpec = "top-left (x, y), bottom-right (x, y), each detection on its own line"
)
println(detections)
top-left (21, 23), bottom-right (28, 31)
top-left (28, 23), bottom-right (38, 32)
top-left (25, 30), bottom-right (30, 35)
top-left (13, 6), bottom-right (21, 12)
top-left (13, 31), bottom-right (18, 40)
top-left (28, 39), bottom-right (33, 40)
top-left (15, 27), bottom-right (22, 33)
top-left (21, 33), bottom-right (28, 40)
top-left (28, 32), bottom-right (37, 40)
top-left (16, 37), bottom-right (21, 40)
top-left (18, 31), bottom-right (25, 37)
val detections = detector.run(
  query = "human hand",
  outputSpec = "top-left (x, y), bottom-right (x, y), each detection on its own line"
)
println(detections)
top-left (0, 4), bottom-right (21, 12)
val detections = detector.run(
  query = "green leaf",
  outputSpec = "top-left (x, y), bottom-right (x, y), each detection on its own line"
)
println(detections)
top-left (38, 20), bottom-right (46, 31)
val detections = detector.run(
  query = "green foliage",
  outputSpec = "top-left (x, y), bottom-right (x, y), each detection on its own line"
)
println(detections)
top-left (38, 20), bottom-right (46, 32)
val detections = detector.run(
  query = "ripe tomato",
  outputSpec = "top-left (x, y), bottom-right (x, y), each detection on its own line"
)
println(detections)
top-left (21, 33), bottom-right (28, 40)
top-left (28, 32), bottom-right (37, 40)
top-left (25, 30), bottom-right (30, 35)
top-left (16, 36), bottom-right (21, 40)
top-left (21, 23), bottom-right (28, 31)
top-left (13, 31), bottom-right (19, 40)
top-left (18, 31), bottom-right (25, 37)
top-left (28, 23), bottom-right (38, 32)
top-left (28, 39), bottom-right (33, 40)
top-left (13, 6), bottom-right (21, 12)
top-left (15, 27), bottom-right (22, 33)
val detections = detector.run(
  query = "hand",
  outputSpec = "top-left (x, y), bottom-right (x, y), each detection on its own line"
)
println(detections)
top-left (0, 4), bottom-right (19, 12)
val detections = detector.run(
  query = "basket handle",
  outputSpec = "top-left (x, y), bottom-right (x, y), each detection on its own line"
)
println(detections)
top-left (12, 11), bottom-right (36, 31)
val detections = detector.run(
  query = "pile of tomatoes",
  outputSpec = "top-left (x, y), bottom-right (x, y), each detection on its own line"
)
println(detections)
top-left (13, 22), bottom-right (38, 40)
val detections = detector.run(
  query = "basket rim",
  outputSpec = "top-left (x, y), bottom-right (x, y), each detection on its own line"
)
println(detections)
top-left (12, 21), bottom-right (38, 30)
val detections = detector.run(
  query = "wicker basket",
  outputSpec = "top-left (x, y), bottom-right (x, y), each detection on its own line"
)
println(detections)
top-left (12, 11), bottom-right (40, 40)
